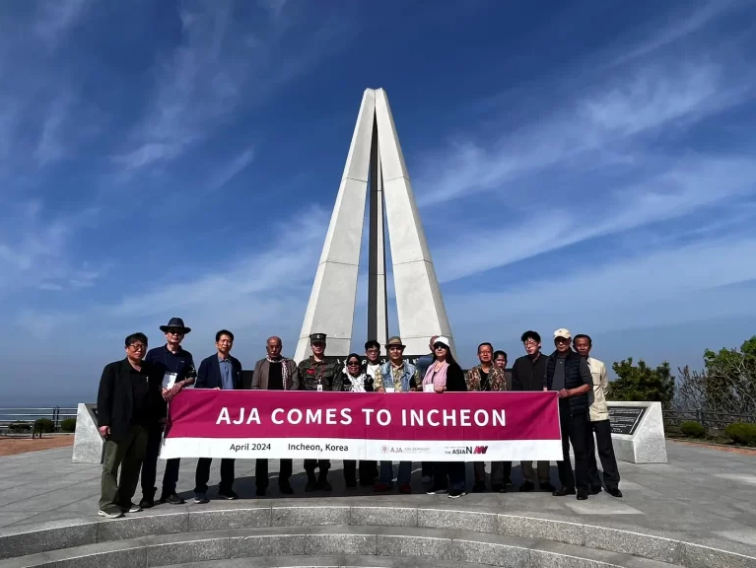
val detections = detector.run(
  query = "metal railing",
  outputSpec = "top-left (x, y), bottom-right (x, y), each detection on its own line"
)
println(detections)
top-left (0, 407), bottom-right (78, 436)
top-left (663, 409), bottom-right (756, 429)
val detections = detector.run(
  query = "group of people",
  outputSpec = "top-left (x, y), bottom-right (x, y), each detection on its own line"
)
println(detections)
top-left (96, 317), bottom-right (621, 519)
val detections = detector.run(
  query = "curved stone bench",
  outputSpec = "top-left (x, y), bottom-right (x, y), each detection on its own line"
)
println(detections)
top-left (0, 505), bottom-right (753, 568)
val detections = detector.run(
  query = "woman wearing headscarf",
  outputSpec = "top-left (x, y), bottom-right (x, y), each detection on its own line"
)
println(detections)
top-left (421, 336), bottom-right (468, 498)
top-left (332, 353), bottom-right (374, 488)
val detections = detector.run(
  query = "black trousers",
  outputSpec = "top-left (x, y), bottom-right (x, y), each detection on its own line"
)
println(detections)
top-left (431, 462), bottom-right (465, 491)
top-left (587, 419), bottom-right (621, 491)
top-left (194, 458), bottom-right (235, 494)
top-left (421, 462), bottom-right (433, 477)
top-left (344, 460), bottom-right (376, 484)
top-left (556, 402), bottom-right (590, 491)
top-left (141, 427), bottom-right (181, 498)
top-left (304, 459), bottom-right (330, 476)
top-left (255, 459), bottom-right (293, 489)
top-left (473, 461), bottom-right (512, 485)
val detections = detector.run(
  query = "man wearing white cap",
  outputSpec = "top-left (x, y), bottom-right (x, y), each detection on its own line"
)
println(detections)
top-left (544, 328), bottom-right (593, 500)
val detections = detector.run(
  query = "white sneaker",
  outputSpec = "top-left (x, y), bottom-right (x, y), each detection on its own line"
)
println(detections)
top-left (98, 509), bottom-right (123, 519)
top-left (128, 504), bottom-right (142, 513)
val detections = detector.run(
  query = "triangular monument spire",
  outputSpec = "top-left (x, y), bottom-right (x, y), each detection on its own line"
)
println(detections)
top-left (294, 89), bottom-right (454, 360)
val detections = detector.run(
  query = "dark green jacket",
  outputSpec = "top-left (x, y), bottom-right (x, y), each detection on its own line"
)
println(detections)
top-left (297, 357), bottom-right (339, 391)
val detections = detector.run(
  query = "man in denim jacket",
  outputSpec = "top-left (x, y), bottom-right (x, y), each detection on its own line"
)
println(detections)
top-left (373, 336), bottom-right (419, 493)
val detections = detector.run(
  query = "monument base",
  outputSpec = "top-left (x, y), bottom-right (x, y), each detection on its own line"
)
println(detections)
top-left (608, 401), bottom-right (667, 463)
top-left (71, 403), bottom-right (103, 464)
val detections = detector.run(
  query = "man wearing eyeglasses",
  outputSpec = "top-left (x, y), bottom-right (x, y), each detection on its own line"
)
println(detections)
top-left (511, 330), bottom-right (555, 493)
top-left (139, 317), bottom-right (196, 508)
top-left (97, 333), bottom-right (165, 518)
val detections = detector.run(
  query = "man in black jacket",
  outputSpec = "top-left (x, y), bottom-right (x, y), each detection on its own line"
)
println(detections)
top-left (97, 332), bottom-right (165, 518)
top-left (193, 329), bottom-right (243, 503)
top-left (544, 328), bottom-right (594, 500)
top-left (510, 331), bottom-right (555, 493)
top-left (140, 317), bottom-right (195, 508)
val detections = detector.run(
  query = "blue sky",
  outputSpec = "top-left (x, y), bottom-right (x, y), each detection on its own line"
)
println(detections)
top-left (2, 0), bottom-right (756, 405)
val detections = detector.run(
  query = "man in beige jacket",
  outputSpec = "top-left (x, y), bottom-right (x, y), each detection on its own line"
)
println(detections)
top-left (574, 334), bottom-right (621, 498)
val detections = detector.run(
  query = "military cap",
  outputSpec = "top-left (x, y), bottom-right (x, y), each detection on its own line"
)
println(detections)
top-left (309, 332), bottom-right (327, 343)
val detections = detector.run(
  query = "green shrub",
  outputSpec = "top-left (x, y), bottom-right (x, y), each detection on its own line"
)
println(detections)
top-left (60, 418), bottom-right (77, 433)
top-left (34, 418), bottom-right (55, 433)
top-left (8, 422), bottom-right (31, 433)
top-left (724, 422), bottom-right (756, 447)
top-left (680, 420), bottom-right (707, 438)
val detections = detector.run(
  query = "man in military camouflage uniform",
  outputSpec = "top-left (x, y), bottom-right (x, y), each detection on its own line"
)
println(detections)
top-left (297, 332), bottom-right (339, 491)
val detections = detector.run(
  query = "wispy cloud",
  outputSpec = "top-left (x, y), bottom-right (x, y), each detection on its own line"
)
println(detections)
top-left (0, 101), bottom-right (18, 164)
top-left (260, 0), bottom-right (289, 22)
top-left (416, 58), bottom-right (748, 208)
top-left (207, 147), bottom-right (256, 192)
top-left (0, 201), bottom-right (100, 292)
top-left (407, 20), bottom-right (756, 287)
top-left (431, 155), bottom-right (756, 283)
top-left (15, 308), bottom-right (83, 340)
top-left (35, 91), bottom-right (74, 167)
top-left (114, 0), bottom-right (350, 175)
top-left (446, 235), bottom-right (756, 334)
top-left (611, 1), bottom-right (736, 67)
top-left (34, 0), bottom-right (90, 46)
top-left (114, 1), bottom-right (241, 171)
top-left (106, 205), bottom-right (327, 322)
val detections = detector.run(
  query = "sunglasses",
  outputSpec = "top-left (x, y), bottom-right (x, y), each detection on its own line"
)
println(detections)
top-left (347, 360), bottom-right (361, 366)
top-left (433, 343), bottom-right (448, 350)
top-left (166, 329), bottom-right (185, 335)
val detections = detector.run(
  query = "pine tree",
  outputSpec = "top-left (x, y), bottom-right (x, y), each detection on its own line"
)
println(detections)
top-left (608, 357), bottom-right (675, 408)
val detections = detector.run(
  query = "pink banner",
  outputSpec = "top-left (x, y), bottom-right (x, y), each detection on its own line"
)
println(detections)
top-left (161, 390), bottom-right (562, 461)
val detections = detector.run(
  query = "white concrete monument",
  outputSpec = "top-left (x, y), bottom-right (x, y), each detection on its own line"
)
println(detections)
top-left (608, 401), bottom-right (668, 464)
top-left (72, 403), bottom-right (104, 464)
top-left (295, 89), bottom-right (454, 360)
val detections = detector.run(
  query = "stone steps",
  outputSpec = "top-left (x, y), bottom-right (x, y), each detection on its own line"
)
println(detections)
top-left (0, 505), bottom-right (753, 568)
top-left (163, 555), bottom-right (506, 568)
top-left (0, 525), bottom-right (682, 568)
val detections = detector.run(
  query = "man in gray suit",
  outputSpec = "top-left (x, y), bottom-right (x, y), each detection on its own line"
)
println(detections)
top-left (252, 336), bottom-right (300, 496)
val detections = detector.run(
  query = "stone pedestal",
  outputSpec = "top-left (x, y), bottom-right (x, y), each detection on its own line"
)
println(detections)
top-left (71, 403), bottom-right (103, 464)
top-left (608, 401), bottom-right (667, 463)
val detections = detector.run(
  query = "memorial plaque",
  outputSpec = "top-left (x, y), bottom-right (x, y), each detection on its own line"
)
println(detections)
top-left (609, 405), bottom-right (647, 436)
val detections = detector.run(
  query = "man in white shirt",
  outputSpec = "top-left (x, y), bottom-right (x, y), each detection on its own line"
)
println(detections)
top-left (574, 334), bottom-right (622, 498)
top-left (361, 340), bottom-right (383, 485)
top-left (363, 340), bottom-right (383, 388)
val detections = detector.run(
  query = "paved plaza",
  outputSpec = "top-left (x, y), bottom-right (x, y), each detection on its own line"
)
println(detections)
top-left (0, 440), bottom-right (755, 563)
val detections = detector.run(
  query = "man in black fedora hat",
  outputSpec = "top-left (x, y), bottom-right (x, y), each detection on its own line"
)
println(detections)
top-left (139, 317), bottom-right (196, 508)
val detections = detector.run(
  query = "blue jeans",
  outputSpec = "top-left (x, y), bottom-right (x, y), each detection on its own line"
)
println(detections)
top-left (380, 461), bottom-right (412, 486)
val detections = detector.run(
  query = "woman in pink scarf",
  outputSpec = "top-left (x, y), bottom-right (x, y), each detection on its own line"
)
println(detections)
top-left (422, 336), bottom-right (468, 498)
